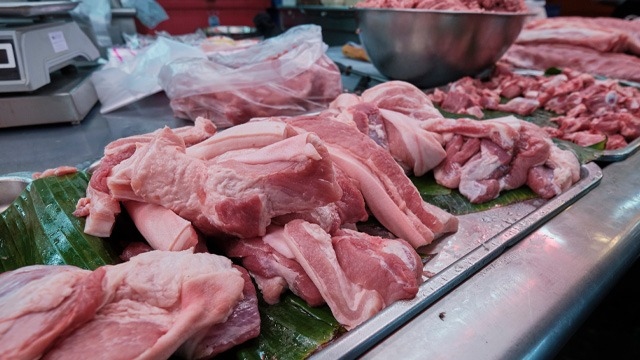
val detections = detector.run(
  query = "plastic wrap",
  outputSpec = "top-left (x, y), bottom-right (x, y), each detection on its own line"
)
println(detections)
top-left (92, 37), bottom-right (207, 113)
top-left (159, 25), bottom-right (343, 128)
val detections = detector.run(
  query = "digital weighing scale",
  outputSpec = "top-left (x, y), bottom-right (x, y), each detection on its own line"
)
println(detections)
top-left (0, 1), bottom-right (101, 128)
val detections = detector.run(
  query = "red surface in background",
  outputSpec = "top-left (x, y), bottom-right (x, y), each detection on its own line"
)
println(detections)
top-left (137, 0), bottom-right (272, 35)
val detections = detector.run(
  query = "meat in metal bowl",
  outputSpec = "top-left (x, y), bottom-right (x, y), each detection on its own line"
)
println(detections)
top-left (355, 8), bottom-right (533, 88)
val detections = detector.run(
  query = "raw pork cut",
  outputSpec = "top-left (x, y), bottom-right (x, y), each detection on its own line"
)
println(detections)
top-left (332, 228), bottom-right (422, 306)
top-left (272, 166), bottom-right (368, 233)
top-left (280, 220), bottom-right (384, 330)
top-left (280, 113), bottom-right (458, 248)
top-left (44, 251), bottom-right (248, 360)
top-left (329, 81), bottom-right (448, 176)
top-left (423, 116), bottom-right (579, 203)
top-left (503, 43), bottom-right (640, 83)
top-left (428, 64), bottom-right (640, 150)
top-left (0, 266), bottom-right (103, 360)
top-left (74, 117), bottom-right (217, 238)
top-left (122, 201), bottom-right (201, 252)
top-left (108, 128), bottom-right (342, 238)
top-left (516, 17), bottom-right (640, 56)
top-left (179, 266), bottom-right (260, 359)
top-left (355, 0), bottom-right (526, 12)
top-left (222, 226), bottom-right (324, 306)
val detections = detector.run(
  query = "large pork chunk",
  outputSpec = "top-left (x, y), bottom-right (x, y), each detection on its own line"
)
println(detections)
top-left (107, 128), bottom-right (342, 238)
top-left (284, 114), bottom-right (458, 248)
top-left (281, 220), bottom-right (384, 330)
top-left (332, 229), bottom-right (423, 306)
top-left (0, 266), bottom-right (104, 360)
top-left (44, 251), bottom-right (247, 360)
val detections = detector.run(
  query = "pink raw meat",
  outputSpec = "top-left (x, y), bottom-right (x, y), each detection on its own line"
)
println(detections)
top-left (44, 251), bottom-right (246, 360)
top-left (282, 114), bottom-right (458, 248)
top-left (222, 226), bottom-right (324, 306)
top-left (107, 128), bottom-right (342, 238)
top-left (281, 220), bottom-right (384, 330)
top-left (75, 118), bottom-right (217, 238)
top-left (179, 266), bottom-right (260, 359)
top-left (332, 228), bottom-right (422, 306)
top-left (0, 266), bottom-right (104, 360)
top-left (122, 201), bottom-right (201, 251)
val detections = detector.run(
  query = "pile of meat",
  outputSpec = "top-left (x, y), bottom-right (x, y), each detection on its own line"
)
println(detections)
top-left (9, 80), bottom-right (584, 358)
top-left (429, 64), bottom-right (640, 150)
top-left (355, 0), bottom-right (526, 12)
top-left (69, 92), bottom-right (459, 339)
top-left (332, 81), bottom-right (581, 203)
top-left (502, 17), bottom-right (640, 83)
top-left (0, 250), bottom-right (260, 360)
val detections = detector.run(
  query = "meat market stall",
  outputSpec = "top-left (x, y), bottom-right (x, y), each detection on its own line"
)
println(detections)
top-left (1, 89), bottom-right (639, 360)
top-left (2, 6), bottom-right (640, 360)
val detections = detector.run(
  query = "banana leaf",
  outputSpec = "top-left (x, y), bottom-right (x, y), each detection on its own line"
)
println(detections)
top-left (0, 172), bottom-right (120, 272)
top-left (1, 173), bottom-right (342, 359)
top-left (224, 292), bottom-right (343, 360)
top-left (411, 173), bottom-right (538, 215)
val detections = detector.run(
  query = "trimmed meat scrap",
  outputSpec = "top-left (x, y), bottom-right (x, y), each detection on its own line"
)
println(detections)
top-left (424, 116), bottom-right (580, 203)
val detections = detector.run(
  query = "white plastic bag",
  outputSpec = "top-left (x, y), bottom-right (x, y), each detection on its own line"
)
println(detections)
top-left (92, 37), bottom-right (207, 113)
top-left (158, 25), bottom-right (343, 128)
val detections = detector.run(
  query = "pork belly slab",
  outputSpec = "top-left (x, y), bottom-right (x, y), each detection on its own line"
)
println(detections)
top-left (279, 114), bottom-right (458, 248)
top-left (107, 128), bottom-right (342, 238)
top-left (0, 266), bottom-right (104, 360)
top-left (0, 251), bottom-right (255, 360)
top-left (45, 251), bottom-right (250, 360)
top-left (224, 221), bottom-right (423, 330)
top-left (75, 117), bottom-right (218, 238)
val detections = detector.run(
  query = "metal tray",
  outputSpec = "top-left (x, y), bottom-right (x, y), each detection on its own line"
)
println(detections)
top-left (0, 1), bottom-right (78, 17)
top-left (597, 136), bottom-right (640, 162)
top-left (312, 162), bottom-right (603, 359)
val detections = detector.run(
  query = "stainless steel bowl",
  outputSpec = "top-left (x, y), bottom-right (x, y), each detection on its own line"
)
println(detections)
top-left (0, 175), bottom-right (31, 213)
top-left (356, 9), bottom-right (532, 88)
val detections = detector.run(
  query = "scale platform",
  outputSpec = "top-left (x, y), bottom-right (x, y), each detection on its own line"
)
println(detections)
top-left (0, 65), bottom-right (98, 128)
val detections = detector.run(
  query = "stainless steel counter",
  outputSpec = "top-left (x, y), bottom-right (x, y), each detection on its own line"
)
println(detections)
top-left (363, 154), bottom-right (640, 359)
top-left (1, 94), bottom-right (639, 359)
top-left (0, 93), bottom-right (190, 174)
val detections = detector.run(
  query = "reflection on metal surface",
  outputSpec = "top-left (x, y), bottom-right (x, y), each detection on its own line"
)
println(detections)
top-left (599, 136), bottom-right (640, 162)
top-left (311, 163), bottom-right (602, 360)
top-left (0, 174), bottom-right (31, 213)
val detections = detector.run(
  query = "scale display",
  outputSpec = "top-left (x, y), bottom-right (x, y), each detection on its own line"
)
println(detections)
top-left (0, 40), bottom-right (20, 81)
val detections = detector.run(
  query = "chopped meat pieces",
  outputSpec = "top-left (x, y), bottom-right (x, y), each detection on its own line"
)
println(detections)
top-left (428, 63), bottom-right (640, 150)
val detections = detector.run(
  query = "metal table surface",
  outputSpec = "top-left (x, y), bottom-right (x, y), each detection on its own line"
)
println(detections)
top-left (1, 94), bottom-right (639, 359)
top-left (362, 154), bottom-right (640, 359)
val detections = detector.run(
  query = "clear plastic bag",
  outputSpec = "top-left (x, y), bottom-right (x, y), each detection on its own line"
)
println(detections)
top-left (92, 37), bottom-right (206, 113)
top-left (158, 25), bottom-right (343, 128)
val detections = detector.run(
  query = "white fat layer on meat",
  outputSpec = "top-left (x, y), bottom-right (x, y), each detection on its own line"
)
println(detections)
top-left (303, 143), bottom-right (322, 160)
top-left (263, 227), bottom-right (296, 259)
top-left (381, 241), bottom-right (416, 271)
top-left (369, 123), bottom-right (386, 143)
